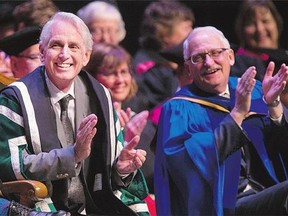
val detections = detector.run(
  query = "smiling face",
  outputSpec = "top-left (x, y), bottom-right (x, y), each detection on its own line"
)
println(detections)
top-left (40, 20), bottom-right (91, 91)
top-left (184, 31), bottom-right (235, 94)
top-left (243, 6), bottom-right (279, 49)
top-left (96, 62), bottom-right (132, 103)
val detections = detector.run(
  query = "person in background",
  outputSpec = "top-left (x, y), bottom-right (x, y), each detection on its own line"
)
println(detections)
top-left (77, 1), bottom-right (126, 46)
top-left (84, 43), bottom-right (156, 205)
top-left (130, 1), bottom-right (194, 113)
top-left (0, 12), bottom-right (149, 215)
top-left (85, 43), bottom-right (156, 215)
top-left (13, 0), bottom-right (58, 30)
top-left (148, 39), bottom-right (194, 127)
top-left (0, 26), bottom-right (41, 80)
top-left (232, 0), bottom-right (287, 81)
top-left (155, 26), bottom-right (288, 215)
top-left (0, 0), bottom-right (58, 84)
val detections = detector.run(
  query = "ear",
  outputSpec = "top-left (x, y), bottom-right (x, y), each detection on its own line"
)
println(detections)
top-left (184, 61), bottom-right (191, 77)
top-left (10, 56), bottom-right (17, 71)
top-left (39, 44), bottom-right (45, 63)
top-left (82, 50), bottom-right (92, 67)
top-left (228, 49), bottom-right (235, 66)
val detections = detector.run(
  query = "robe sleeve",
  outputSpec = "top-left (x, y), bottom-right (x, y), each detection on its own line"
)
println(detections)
top-left (0, 96), bottom-right (77, 182)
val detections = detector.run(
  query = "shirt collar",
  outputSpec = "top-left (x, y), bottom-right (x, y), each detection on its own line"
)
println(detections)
top-left (219, 85), bottom-right (230, 98)
top-left (45, 71), bottom-right (75, 105)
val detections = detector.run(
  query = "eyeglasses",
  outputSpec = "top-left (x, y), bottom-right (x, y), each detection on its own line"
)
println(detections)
top-left (99, 69), bottom-right (131, 79)
top-left (187, 48), bottom-right (229, 64)
top-left (91, 27), bottom-right (119, 37)
top-left (16, 54), bottom-right (40, 60)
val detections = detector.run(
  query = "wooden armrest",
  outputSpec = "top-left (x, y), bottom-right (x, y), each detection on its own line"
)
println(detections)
top-left (1, 180), bottom-right (48, 208)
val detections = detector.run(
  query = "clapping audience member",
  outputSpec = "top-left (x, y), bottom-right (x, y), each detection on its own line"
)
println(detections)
top-left (232, 0), bottom-right (287, 81)
top-left (0, 12), bottom-right (149, 215)
top-left (155, 26), bottom-right (288, 215)
top-left (85, 43), bottom-right (156, 196)
top-left (77, 1), bottom-right (126, 45)
top-left (131, 1), bottom-right (194, 113)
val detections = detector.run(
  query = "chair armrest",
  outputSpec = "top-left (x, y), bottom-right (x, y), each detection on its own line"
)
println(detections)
top-left (1, 180), bottom-right (48, 208)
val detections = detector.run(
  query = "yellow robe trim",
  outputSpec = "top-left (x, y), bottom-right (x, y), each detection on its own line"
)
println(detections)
top-left (172, 96), bottom-right (258, 118)
top-left (0, 73), bottom-right (17, 86)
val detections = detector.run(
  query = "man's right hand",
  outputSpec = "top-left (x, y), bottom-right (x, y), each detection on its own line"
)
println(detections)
top-left (74, 114), bottom-right (97, 163)
top-left (230, 66), bottom-right (256, 126)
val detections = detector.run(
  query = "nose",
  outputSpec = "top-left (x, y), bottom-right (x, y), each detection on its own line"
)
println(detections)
top-left (114, 72), bottom-right (125, 82)
top-left (101, 32), bottom-right (112, 44)
top-left (255, 21), bottom-right (265, 34)
top-left (59, 46), bottom-right (69, 59)
top-left (203, 53), bottom-right (214, 65)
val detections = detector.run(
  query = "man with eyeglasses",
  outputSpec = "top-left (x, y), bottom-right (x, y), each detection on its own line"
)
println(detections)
top-left (154, 26), bottom-right (288, 215)
top-left (0, 26), bottom-right (41, 81)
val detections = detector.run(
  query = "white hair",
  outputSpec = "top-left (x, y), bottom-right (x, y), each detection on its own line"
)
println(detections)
top-left (77, 1), bottom-right (126, 42)
top-left (183, 26), bottom-right (230, 60)
top-left (40, 12), bottom-right (93, 51)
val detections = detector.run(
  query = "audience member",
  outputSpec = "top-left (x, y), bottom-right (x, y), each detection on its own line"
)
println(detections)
top-left (0, 26), bottom-right (41, 79)
top-left (155, 26), bottom-right (288, 215)
top-left (85, 43), bottom-right (156, 195)
top-left (77, 1), bottom-right (126, 45)
top-left (13, 0), bottom-right (58, 30)
top-left (148, 39), bottom-right (194, 127)
top-left (0, 12), bottom-right (149, 215)
top-left (232, 0), bottom-right (287, 80)
top-left (131, 1), bottom-right (194, 113)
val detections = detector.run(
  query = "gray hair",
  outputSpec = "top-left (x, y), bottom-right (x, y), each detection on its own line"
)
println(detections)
top-left (40, 11), bottom-right (93, 51)
top-left (77, 1), bottom-right (126, 43)
top-left (183, 26), bottom-right (230, 60)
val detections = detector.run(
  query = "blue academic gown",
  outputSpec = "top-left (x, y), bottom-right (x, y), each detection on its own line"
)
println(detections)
top-left (154, 77), bottom-right (288, 215)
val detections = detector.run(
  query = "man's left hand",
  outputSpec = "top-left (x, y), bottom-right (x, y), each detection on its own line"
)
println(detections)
top-left (117, 135), bottom-right (146, 174)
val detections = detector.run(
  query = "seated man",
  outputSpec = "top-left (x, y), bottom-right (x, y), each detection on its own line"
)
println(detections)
top-left (0, 12), bottom-right (149, 215)
top-left (155, 26), bottom-right (288, 215)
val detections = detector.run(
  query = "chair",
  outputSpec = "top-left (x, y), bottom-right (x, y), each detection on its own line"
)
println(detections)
top-left (0, 179), bottom-right (48, 208)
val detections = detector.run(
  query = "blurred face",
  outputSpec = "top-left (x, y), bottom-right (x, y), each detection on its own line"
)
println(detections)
top-left (95, 62), bottom-right (132, 103)
top-left (11, 44), bottom-right (41, 78)
top-left (89, 19), bottom-right (119, 45)
top-left (184, 32), bottom-right (235, 94)
top-left (243, 6), bottom-right (279, 49)
top-left (163, 20), bottom-right (193, 49)
top-left (0, 51), bottom-right (13, 77)
top-left (40, 21), bottom-right (91, 91)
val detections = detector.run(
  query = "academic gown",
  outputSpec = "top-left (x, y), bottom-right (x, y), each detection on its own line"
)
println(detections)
top-left (154, 77), bottom-right (288, 215)
top-left (0, 65), bottom-right (149, 215)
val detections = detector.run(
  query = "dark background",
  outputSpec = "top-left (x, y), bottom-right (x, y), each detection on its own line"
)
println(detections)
top-left (2, 0), bottom-right (288, 55)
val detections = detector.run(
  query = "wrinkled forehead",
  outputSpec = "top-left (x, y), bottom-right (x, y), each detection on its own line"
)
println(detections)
top-left (189, 32), bottom-right (224, 53)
